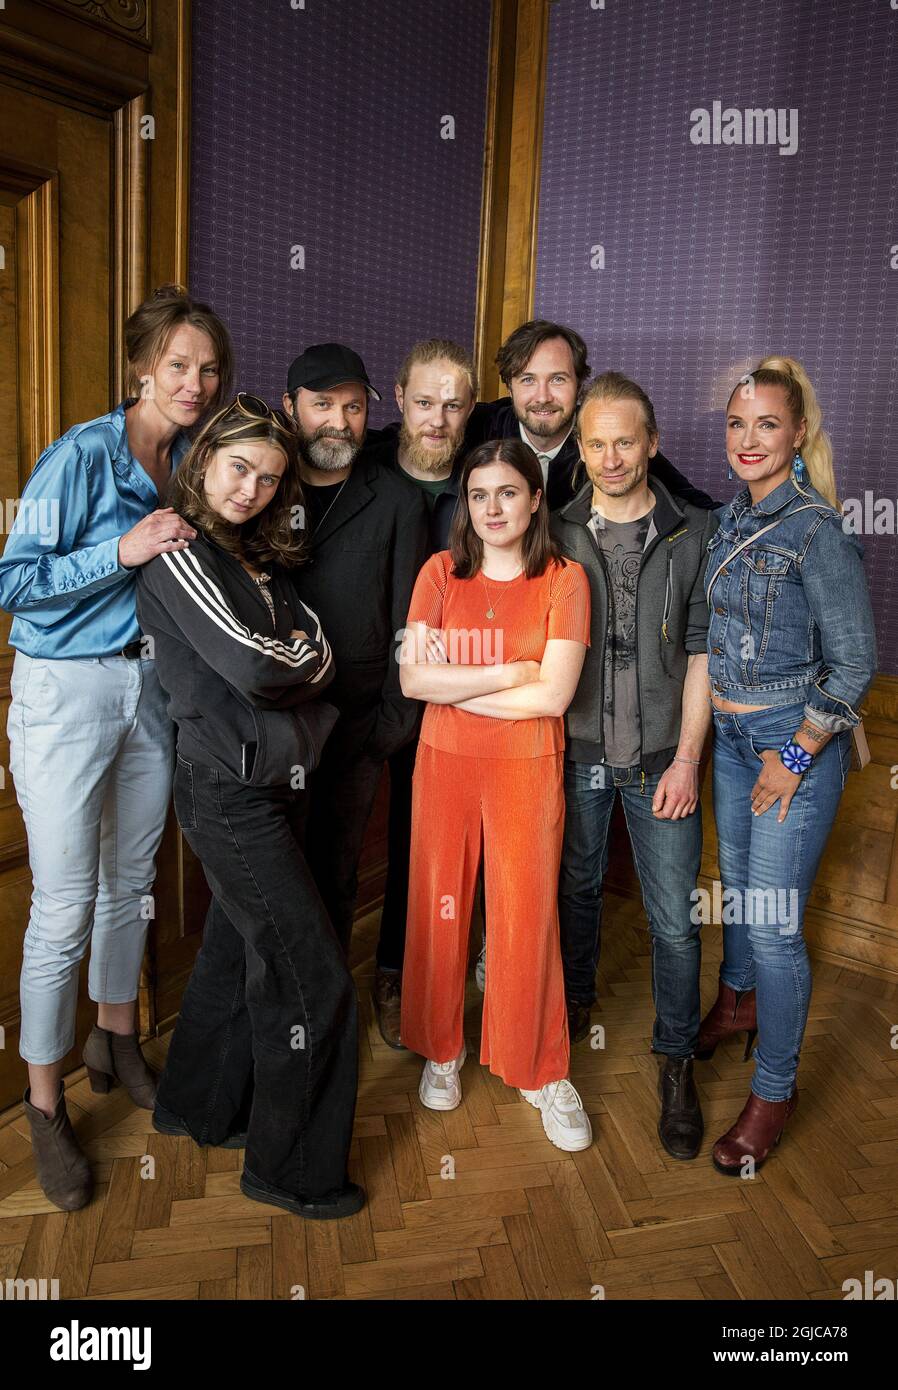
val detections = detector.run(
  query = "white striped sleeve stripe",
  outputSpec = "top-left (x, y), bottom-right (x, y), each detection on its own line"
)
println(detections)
top-left (295, 598), bottom-right (334, 684)
top-left (161, 548), bottom-right (327, 673)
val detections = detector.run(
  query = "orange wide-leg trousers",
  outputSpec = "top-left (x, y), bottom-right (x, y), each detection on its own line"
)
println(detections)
top-left (400, 743), bottom-right (570, 1091)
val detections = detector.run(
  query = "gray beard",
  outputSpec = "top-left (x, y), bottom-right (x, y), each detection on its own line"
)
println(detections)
top-left (301, 434), bottom-right (361, 472)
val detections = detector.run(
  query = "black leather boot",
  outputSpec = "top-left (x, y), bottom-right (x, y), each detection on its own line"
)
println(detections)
top-left (657, 1055), bottom-right (704, 1160)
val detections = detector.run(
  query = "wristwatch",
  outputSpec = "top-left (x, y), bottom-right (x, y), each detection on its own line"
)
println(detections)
top-left (779, 740), bottom-right (813, 775)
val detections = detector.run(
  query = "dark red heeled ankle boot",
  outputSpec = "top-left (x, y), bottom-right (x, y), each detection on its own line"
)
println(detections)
top-left (694, 982), bottom-right (757, 1061)
top-left (712, 1089), bottom-right (798, 1175)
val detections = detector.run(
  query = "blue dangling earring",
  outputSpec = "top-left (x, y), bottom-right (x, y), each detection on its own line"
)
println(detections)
top-left (792, 451), bottom-right (806, 482)
top-left (727, 461), bottom-right (734, 480)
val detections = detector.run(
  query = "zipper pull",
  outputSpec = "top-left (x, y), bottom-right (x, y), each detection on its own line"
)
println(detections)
top-left (662, 550), bottom-right (673, 642)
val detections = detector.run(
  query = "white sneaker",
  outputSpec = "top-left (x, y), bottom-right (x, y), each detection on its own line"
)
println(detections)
top-left (474, 942), bottom-right (486, 992)
top-left (520, 1078), bottom-right (593, 1151)
top-left (419, 1044), bottom-right (467, 1111)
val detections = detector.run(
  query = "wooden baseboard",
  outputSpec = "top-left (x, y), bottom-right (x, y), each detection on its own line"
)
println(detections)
top-left (866, 672), bottom-right (898, 721)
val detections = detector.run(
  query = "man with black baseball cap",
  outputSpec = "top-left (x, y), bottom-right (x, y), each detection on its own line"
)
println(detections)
top-left (287, 343), bottom-right (381, 400)
top-left (283, 344), bottom-right (429, 965)
top-left (284, 343), bottom-right (380, 494)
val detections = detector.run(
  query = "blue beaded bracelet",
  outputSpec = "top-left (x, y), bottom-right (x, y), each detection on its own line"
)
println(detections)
top-left (779, 740), bottom-right (813, 775)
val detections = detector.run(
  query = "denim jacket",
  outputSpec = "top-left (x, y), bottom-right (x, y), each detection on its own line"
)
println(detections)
top-left (705, 477), bottom-right (877, 731)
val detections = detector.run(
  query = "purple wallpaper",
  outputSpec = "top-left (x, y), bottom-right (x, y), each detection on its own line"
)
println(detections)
top-left (535, 0), bottom-right (898, 676)
top-left (189, 0), bottom-right (491, 426)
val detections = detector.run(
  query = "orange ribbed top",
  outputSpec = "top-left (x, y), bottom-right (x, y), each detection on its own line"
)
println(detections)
top-left (405, 550), bottom-right (591, 759)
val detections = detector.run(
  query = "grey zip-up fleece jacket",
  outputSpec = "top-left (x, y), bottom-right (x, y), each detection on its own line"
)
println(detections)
top-left (550, 477), bottom-right (719, 773)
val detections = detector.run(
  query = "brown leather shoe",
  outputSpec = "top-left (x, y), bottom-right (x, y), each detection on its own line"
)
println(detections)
top-left (82, 1026), bottom-right (157, 1109)
top-left (695, 982), bottom-right (757, 1061)
top-left (712, 1088), bottom-right (798, 1175)
top-left (23, 1084), bottom-right (93, 1212)
top-left (373, 968), bottom-right (406, 1050)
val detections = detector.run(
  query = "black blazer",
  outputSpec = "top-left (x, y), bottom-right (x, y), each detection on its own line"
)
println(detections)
top-left (292, 449), bottom-right (430, 760)
top-left (361, 431), bottom-right (460, 557)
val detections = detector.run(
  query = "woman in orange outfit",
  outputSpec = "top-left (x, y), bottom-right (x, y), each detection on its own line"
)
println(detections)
top-left (399, 439), bottom-right (592, 1152)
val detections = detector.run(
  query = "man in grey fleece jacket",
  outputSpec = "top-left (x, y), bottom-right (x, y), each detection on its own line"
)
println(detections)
top-left (550, 372), bottom-right (719, 1163)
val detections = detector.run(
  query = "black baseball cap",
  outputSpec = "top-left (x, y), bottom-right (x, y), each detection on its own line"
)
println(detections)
top-left (286, 343), bottom-right (381, 401)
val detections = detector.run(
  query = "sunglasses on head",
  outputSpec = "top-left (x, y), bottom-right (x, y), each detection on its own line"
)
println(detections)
top-left (234, 391), bottom-right (276, 418)
top-left (211, 393), bottom-right (295, 437)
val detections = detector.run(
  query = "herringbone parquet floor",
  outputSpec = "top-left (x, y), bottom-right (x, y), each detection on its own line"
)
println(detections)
top-left (1, 891), bottom-right (897, 1301)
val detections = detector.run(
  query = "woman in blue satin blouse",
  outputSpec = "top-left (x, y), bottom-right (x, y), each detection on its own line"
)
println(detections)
top-left (0, 284), bottom-right (232, 1211)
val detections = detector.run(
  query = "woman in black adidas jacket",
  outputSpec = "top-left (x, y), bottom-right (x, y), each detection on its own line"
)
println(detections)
top-left (136, 395), bottom-right (364, 1221)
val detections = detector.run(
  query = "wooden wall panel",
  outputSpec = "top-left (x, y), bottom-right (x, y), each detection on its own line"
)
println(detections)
top-left (146, 0), bottom-right (191, 289)
top-left (0, 198), bottom-right (19, 657)
top-left (474, 0), bottom-right (556, 400)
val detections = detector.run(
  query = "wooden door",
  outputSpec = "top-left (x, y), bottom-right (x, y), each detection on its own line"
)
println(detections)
top-left (0, 0), bottom-right (191, 1110)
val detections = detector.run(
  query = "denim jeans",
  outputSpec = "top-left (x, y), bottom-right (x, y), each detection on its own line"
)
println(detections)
top-left (8, 652), bottom-right (173, 1064)
top-left (712, 701), bottom-right (849, 1102)
top-left (158, 755), bottom-right (358, 1200)
top-left (558, 761), bottom-right (703, 1056)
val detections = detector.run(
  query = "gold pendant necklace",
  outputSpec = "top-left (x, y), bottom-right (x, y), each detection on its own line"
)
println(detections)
top-left (480, 565), bottom-right (522, 620)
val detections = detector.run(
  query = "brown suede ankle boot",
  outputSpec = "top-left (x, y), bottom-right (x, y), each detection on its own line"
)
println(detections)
top-left (23, 1084), bottom-right (93, 1212)
top-left (82, 1026), bottom-right (157, 1109)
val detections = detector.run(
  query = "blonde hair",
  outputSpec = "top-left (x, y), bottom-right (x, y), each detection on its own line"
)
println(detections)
top-left (396, 338), bottom-right (478, 399)
top-left (735, 356), bottom-right (837, 507)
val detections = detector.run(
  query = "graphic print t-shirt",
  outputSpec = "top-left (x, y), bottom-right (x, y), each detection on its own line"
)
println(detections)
top-left (590, 509), bottom-right (653, 767)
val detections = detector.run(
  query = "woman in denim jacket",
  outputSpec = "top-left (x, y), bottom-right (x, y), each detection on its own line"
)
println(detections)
top-left (698, 356), bottom-right (877, 1173)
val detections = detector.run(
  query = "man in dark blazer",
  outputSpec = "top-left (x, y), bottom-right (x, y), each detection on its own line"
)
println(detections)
top-left (283, 343), bottom-right (429, 960)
